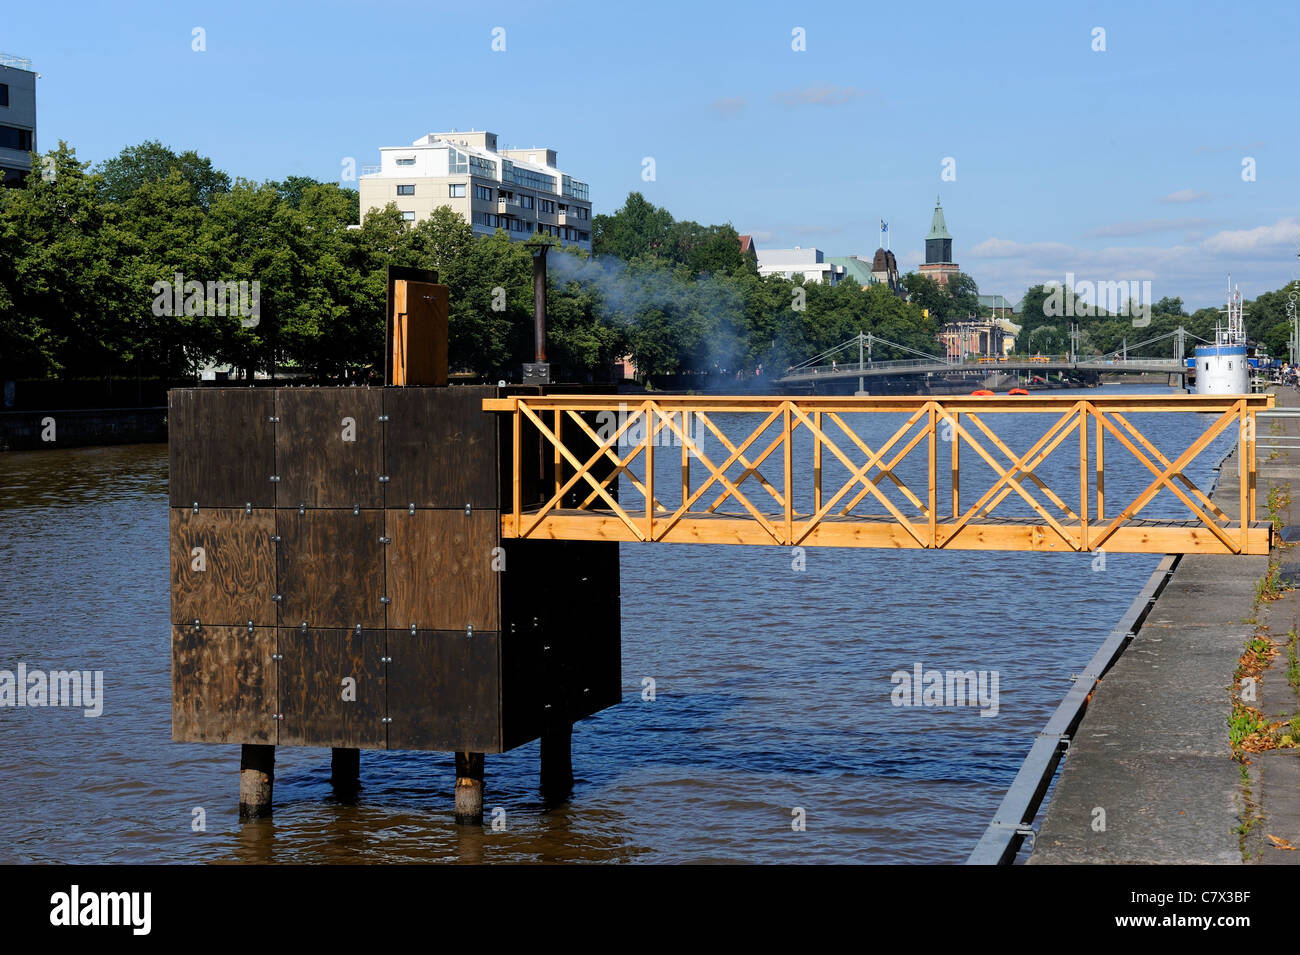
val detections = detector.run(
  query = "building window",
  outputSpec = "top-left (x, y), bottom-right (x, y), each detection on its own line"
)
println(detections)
top-left (0, 125), bottom-right (32, 151)
top-left (395, 157), bottom-right (415, 166)
top-left (396, 184), bottom-right (415, 196)
top-left (0, 84), bottom-right (8, 108)
top-left (401, 211), bottom-right (416, 222)
top-left (519, 194), bottom-right (534, 209)
top-left (539, 199), bottom-right (555, 214)
top-left (448, 183), bottom-right (465, 198)
top-left (562, 174), bottom-right (590, 201)
top-left (475, 184), bottom-right (493, 201)
top-left (505, 163), bottom-right (556, 193)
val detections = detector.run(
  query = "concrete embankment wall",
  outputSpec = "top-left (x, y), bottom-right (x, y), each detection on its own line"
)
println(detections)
top-left (0, 407), bottom-right (167, 451)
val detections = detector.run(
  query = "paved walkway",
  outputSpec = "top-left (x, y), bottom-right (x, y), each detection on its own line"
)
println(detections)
top-left (1030, 388), bottom-right (1300, 864)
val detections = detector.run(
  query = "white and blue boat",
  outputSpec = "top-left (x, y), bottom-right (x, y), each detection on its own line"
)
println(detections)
top-left (1192, 280), bottom-right (1249, 395)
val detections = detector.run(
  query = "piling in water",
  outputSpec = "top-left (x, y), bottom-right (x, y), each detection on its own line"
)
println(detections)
top-left (239, 744), bottom-right (275, 819)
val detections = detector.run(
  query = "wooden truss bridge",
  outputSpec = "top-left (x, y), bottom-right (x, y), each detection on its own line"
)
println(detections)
top-left (486, 393), bottom-right (1273, 555)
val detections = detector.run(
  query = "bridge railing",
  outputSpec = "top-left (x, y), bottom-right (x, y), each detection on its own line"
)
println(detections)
top-left (779, 356), bottom-right (1187, 382)
top-left (782, 357), bottom-right (951, 378)
top-left (483, 394), bottom-right (1273, 554)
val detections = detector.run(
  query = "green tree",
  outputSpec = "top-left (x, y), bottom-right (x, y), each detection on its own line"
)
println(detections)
top-left (0, 142), bottom-right (135, 379)
top-left (592, 192), bottom-right (675, 261)
top-left (95, 140), bottom-right (231, 209)
top-left (947, 272), bottom-right (980, 318)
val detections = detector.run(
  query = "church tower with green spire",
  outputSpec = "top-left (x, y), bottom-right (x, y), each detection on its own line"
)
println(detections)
top-left (919, 196), bottom-right (958, 285)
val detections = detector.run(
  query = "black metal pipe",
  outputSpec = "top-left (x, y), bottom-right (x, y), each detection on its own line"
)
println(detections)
top-left (533, 244), bottom-right (547, 363)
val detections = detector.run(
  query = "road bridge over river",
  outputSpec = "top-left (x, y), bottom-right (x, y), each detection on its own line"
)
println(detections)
top-left (774, 331), bottom-right (1194, 389)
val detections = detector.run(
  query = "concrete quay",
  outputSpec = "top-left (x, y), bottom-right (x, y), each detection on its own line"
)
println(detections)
top-left (1030, 388), bottom-right (1300, 864)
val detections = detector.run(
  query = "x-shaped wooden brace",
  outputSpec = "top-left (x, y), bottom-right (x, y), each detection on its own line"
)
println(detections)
top-left (517, 400), bottom-right (647, 540)
top-left (790, 404), bottom-right (930, 547)
top-left (571, 405), bottom-right (671, 513)
top-left (820, 410), bottom-right (932, 519)
top-left (936, 403), bottom-right (1082, 549)
top-left (698, 410), bottom-right (789, 514)
top-left (1090, 403), bottom-right (1240, 553)
top-left (654, 407), bottom-right (786, 543)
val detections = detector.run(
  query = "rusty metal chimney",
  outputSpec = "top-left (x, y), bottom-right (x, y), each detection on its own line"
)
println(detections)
top-left (533, 243), bottom-right (547, 362)
top-left (524, 240), bottom-right (551, 384)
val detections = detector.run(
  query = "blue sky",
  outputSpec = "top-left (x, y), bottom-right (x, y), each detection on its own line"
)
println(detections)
top-left (7, 0), bottom-right (1298, 308)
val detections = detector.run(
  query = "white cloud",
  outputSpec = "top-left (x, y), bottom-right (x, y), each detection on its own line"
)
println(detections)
top-left (708, 97), bottom-right (747, 117)
top-left (1158, 189), bottom-right (1209, 204)
top-left (1200, 217), bottom-right (1300, 254)
top-left (771, 85), bottom-right (866, 107)
top-left (958, 217), bottom-right (1300, 308)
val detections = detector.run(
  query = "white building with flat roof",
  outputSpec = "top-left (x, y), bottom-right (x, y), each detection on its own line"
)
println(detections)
top-left (0, 53), bottom-right (37, 187)
top-left (756, 247), bottom-right (845, 286)
top-left (359, 129), bottom-right (592, 250)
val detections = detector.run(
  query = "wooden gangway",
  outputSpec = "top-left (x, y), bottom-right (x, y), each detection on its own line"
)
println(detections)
top-left (484, 393), bottom-right (1273, 555)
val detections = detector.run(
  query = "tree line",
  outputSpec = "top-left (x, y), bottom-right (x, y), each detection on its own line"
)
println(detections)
top-left (0, 143), bottom-right (961, 387)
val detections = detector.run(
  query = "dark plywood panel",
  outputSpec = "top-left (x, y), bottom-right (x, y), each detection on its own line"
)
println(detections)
top-left (168, 389), bottom-right (275, 507)
top-left (499, 538), bottom-right (621, 749)
top-left (274, 388), bottom-right (384, 508)
top-left (386, 629), bottom-right (501, 752)
top-left (499, 624), bottom-right (547, 752)
top-left (277, 628), bottom-right (386, 749)
top-left (172, 625), bottom-right (277, 744)
top-left (170, 508), bottom-right (277, 627)
top-left (386, 508), bottom-right (500, 632)
top-left (277, 509), bottom-right (385, 629)
top-left (565, 540), bottom-right (621, 607)
top-left (384, 386), bottom-right (497, 509)
top-left (568, 591), bottom-right (623, 721)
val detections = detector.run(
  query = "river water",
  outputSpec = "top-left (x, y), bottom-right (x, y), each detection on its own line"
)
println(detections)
top-left (0, 385), bottom-right (1238, 863)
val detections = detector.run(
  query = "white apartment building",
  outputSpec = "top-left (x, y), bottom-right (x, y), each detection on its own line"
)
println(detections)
top-left (756, 247), bottom-right (845, 286)
top-left (0, 54), bottom-right (37, 187)
top-left (359, 129), bottom-right (592, 250)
